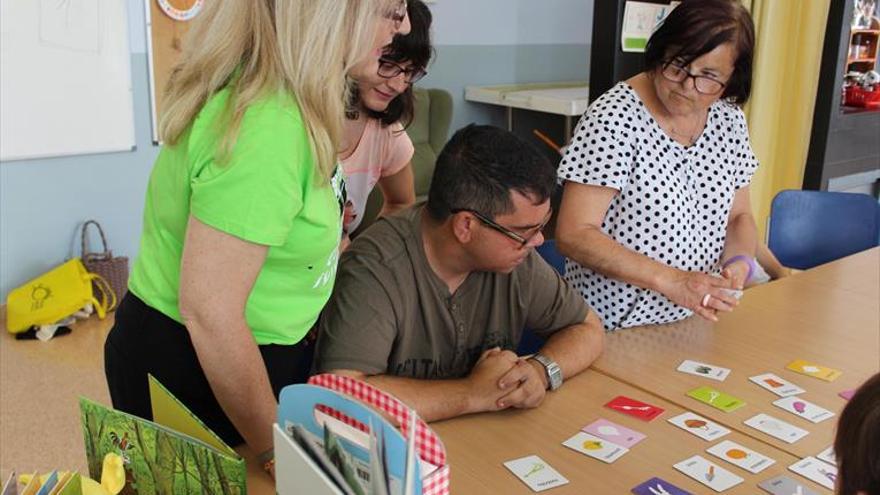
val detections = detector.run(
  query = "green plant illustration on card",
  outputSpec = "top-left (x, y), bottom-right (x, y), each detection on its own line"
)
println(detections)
top-left (79, 376), bottom-right (245, 495)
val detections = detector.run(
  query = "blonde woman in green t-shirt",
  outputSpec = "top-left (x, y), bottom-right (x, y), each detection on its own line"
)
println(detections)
top-left (104, 0), bottom-right (410, 476)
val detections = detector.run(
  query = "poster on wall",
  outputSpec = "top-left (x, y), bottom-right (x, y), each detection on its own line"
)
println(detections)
top-left (144, 0), bottom-right (204, 143)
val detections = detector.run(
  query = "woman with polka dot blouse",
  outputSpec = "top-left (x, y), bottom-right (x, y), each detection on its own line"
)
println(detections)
top-left (556, 0), bottom-right (759, 331)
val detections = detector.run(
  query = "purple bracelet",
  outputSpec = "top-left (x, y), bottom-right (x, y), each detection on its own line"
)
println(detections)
top-left (722, 255), bottom-right (756, 283)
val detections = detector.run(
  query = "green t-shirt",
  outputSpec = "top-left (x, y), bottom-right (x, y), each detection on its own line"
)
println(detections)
top-left (129, 87), bottom-right (344, 345)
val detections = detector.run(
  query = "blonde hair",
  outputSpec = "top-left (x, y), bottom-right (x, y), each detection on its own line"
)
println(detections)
top-left (159, 0), bottom-right (396, 181)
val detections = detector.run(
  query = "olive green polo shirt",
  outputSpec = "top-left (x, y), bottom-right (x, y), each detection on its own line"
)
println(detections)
top-left (315, 206), bottom-right (590, 379)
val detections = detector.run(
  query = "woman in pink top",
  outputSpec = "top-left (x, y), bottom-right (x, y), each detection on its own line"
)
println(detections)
top-left (341, 0), bottom-right (433, 237)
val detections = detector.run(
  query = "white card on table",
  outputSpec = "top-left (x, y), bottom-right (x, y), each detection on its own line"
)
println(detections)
top-left (503, 455), bottom-right (569, 492)
top-left (816, 446), bottom-right (836, 465)
top-left (668, 412), bottom-right (731, 441)
top-left (706, 439), bottom-right (776, 474)
top-left (772, 396), bottom-right (835, 424)
top-left (677, 360), bottom-right (731, 381)
top-left (673, 455), bottom-right (744, 492)
top-left (789, 456), bottom-right (837, 490)
top-left (744, 414), bottom-right (809, 444)
top-left (749, 373), bottom-right (806, 397)
top-left (562, 431), bottom-right (628, 463)
top-left (758, 475), bottom-right (822, 495)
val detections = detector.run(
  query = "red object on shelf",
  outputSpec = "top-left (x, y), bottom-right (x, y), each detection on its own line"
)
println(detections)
top-left (844, 84), bottom-right (880, 108)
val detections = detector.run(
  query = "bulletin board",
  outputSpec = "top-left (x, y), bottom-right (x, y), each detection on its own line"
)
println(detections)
top-left (144, 0), bottom-right (203, 143)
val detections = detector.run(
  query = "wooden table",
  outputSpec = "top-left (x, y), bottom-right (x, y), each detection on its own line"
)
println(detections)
top-left (590, 248), bottom-right (880, 459)
top-left (0, 313), bottom-right (274, 495)
top-left (1, 249), bottom-right (876, 494)
top-left (433, 369), bottom-right (816, 494)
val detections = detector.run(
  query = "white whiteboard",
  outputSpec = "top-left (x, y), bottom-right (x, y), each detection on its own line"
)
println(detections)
top-left (0, 0), bottom-right (135, 161)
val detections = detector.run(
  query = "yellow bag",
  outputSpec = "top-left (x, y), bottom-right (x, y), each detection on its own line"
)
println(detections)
top-left (6, 258), bottom-right (115, 333)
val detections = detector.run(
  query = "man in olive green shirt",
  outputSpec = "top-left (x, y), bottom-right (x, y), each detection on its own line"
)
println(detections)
top-left (315, 125), bottom-right (604, 422)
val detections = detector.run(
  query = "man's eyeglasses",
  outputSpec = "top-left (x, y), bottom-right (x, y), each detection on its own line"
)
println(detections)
top-left (377, 57), bottom-right (427, 84)
top-left (385, 0), bottom-right (407, 29)
top-left (451, 208), bottom-right (552, 247)
top-left (661, 61), bottom-right (726, 95)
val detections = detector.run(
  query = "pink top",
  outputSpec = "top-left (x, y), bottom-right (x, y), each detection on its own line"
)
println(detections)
top-left (341, 119), bottom-right (414, 233)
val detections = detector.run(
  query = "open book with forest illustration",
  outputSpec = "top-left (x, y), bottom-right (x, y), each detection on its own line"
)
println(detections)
top-left (79, 375), bottom-right (245, 495)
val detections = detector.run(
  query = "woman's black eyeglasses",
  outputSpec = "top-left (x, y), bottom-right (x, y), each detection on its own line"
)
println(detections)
top-left (377, 58), bottom-right (427, 84)
top-left (450, 208), bottom-right (552, 247)
top-left (661, 61), bottom-right (726, 95)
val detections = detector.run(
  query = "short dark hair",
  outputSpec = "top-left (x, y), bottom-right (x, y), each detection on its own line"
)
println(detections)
top-left (645, 0), bottom-right (755, 104)
top-left (835, 372), bottom-right (880, 495)
top-left (426, 125), bottom-right (556, 222)
top-left (358, 0), bottom-right (434, 127)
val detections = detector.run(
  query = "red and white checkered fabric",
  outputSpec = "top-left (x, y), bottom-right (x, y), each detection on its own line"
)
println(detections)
top-left (309, 374), bottom-right (450, 495)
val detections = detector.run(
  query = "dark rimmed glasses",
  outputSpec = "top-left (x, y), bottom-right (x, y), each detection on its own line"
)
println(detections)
top-left (451, 208), bottom-right (552, 247)
top-left (377, 57), bottom-right (427, 84)
top-left (661, 61), bottom-right (726, 95)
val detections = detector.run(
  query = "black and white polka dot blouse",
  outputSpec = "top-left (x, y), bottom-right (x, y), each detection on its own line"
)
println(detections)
top-left (557, 82), bottom-right (759, 331)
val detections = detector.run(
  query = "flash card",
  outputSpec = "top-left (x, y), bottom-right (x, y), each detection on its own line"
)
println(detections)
top-left (749, 373), bottom-right (805, 397)
top-left (503, 455), bottom-right (569, 492)
top-left (706, 440), bottom-right (776, 474)
top-left (789, 456), bottom-right (837, 490)
top-left (583, 418), bottom-right (646, 448)
top-left (562, 431), bottom-right (629, 463)
top-left (786, 360), bottom-right (842, 382)
top-left (673, 455), bottom-right (743, 492)
top-left (744, 413), bottom-right (809, 444)
top-left (772, 396), bottom-right (835, 424)
top-left (677, 360), bottom-right (731, 381)
top-left (667, 412), bottom-right (731, 441)
top-left (605, 396), bottom-right (665, 421)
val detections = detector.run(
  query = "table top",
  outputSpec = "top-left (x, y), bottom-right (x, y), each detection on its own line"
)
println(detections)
top-left (464, 82), bottom-right (590, 116)
top-left (432, 369), bottom-right (815, 494)
top-left (1, 248), bottom-right (875, 494)
top-left (591, 247), bottom-right (880, 459)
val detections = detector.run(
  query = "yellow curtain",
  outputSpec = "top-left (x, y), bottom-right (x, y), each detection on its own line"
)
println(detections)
top-left (741, 0), bottom-right (831, 237)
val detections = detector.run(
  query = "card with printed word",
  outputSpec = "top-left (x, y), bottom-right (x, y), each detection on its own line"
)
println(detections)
top-left (758, 475), bottom-right (821, 495)
top-left (687, 386), bottom-right (746, 412)
top-left (673, 455), bottom-right (743, 492)
top-left (772, 396), bottom-right (835, 424)
top-left (785, 360), bottom-right (842, 382)
top-left (749, 373), bottom-right (805, 397)
top-left (816, 446), bottom-right (836, 465)
top-left (789, 456), bottom-right (837, 490)
top-left (706, 439), bottom-right (776, 474)
top-left (667, 412), bottom-right (731, 441)
top-left (677, 360), bottom-right (731, 381)
top-left (744, 413), bottom-right (809, 444)
top-left (582, 418), bottom-right (646, 449)
top-left (604, 396), bottom-right (665, 421)
top-left (562, 431), bottom-right (629, 463)
top-left (503, 455), bottom-right (569, 492)
top-left (631, 477), bottom-right (694, 495)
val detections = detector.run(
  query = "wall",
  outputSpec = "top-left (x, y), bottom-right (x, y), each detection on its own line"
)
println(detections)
top-left (421, 0), bottom-right (593, 132)
top-left (0, 0), bottom-right (157, 299)
top-left (0, 0), bottom-right (593, 299)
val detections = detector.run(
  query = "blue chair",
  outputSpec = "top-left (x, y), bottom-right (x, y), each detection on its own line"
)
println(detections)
top-left (535, 239), bottom-right (566, 276)
top-left (517, 240), bottom-right (567, 355)
top-left (768, 190), bottom-right (880, 270)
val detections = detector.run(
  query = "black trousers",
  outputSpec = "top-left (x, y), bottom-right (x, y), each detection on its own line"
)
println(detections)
top-left (104, 292), bottom-right (314, 447)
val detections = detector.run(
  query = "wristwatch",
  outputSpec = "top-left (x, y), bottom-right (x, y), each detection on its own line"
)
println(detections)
top-left (529, 353), bottom-right (563, 391)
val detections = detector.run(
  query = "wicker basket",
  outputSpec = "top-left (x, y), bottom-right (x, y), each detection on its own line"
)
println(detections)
top-left (81, 220), bottom-right (128, 311)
